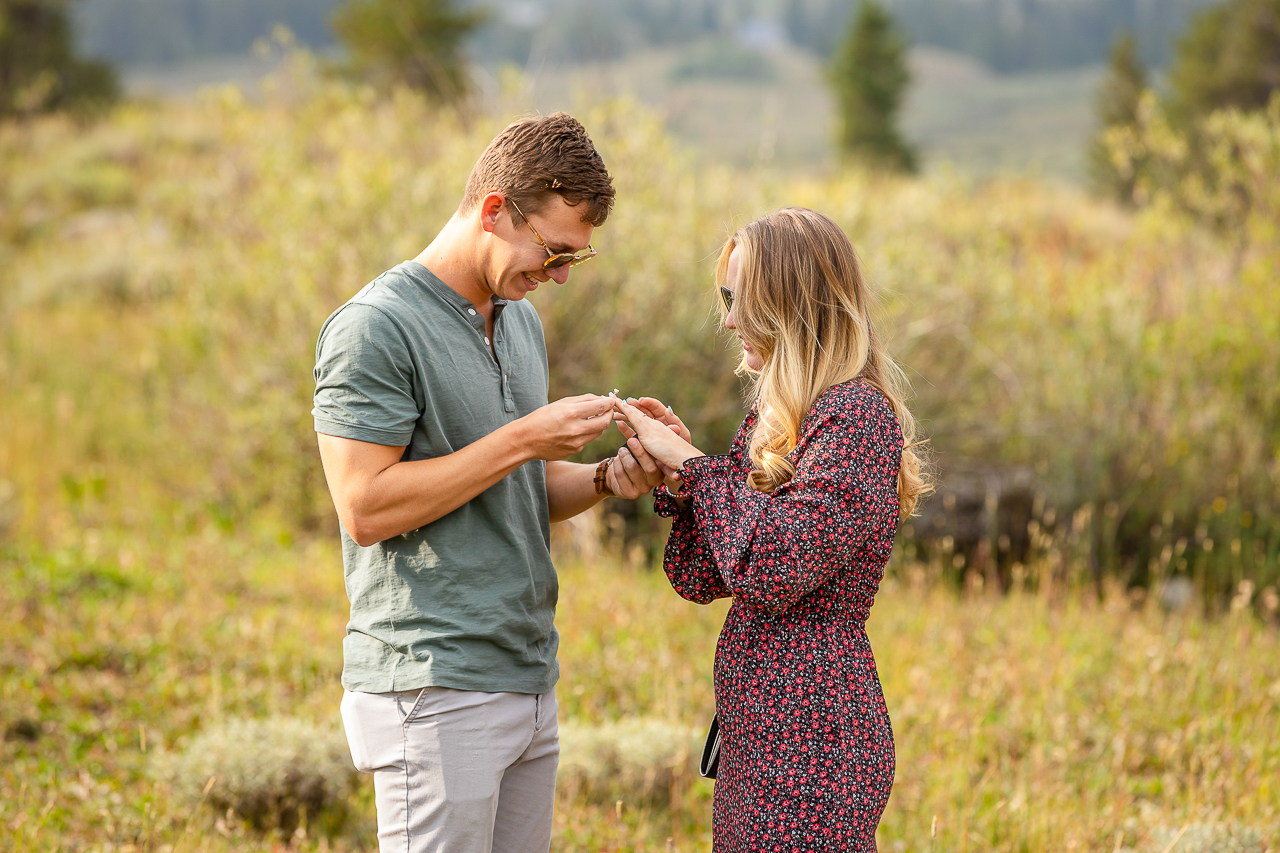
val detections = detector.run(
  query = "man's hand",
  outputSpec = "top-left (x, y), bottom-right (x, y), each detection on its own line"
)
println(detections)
top-left (606, 441), bottom-right (665, 498)
top-left (518, 394), bottom-right (617, 461)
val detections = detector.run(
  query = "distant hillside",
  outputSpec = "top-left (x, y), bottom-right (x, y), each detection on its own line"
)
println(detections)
top-left (786, 0), bottom-right (1219, 70)
top-left (75, 0), bottom-right (342, 64)
top-left (77, 0), bottom-right (1216, 72)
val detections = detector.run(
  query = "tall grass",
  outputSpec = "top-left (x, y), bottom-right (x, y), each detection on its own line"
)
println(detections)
top-left (2, 531), bottom-right (1277, 850)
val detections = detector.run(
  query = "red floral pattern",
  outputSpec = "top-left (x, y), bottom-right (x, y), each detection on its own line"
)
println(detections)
top-left (655, 380), bottom-right (903, 853)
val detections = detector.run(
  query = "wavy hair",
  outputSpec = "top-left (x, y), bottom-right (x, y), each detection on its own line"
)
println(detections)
top-left (459, 112), bottom-right (615, 226)
top-left (717, 207), bottom-right (931, 517)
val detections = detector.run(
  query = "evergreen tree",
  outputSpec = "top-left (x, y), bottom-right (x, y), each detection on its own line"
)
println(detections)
top-left (330, 0), bottom-right (485, 102)
top-left (0, 0), bottom-right (117, 117)
top-left (1088, 33), bottom-right (1149, 204)
top-left (829, 0), bottom-right (917, 173)
top-left (1169, 0), bottom-right (1280, 126)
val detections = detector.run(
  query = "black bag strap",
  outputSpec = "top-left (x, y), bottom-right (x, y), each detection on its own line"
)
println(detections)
top-left (699, 713), bottom-right (721, 779)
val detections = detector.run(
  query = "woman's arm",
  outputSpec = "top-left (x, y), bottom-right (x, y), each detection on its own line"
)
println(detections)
top-left (694, 391), bottom-right (903, 615)
top-left (658, 480), bottom-right (731, 604)
top-left (614, 398), bottom-right (729, 603)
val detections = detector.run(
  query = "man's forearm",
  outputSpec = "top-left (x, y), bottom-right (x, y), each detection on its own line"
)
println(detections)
top-left (546, 460), bottom-right (607, 523)
top-left (320, 426), bottom-right (534, 547)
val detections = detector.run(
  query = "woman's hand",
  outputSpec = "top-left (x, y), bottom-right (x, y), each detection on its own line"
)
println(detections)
top-left (613, 397), bottom-right (702, 491)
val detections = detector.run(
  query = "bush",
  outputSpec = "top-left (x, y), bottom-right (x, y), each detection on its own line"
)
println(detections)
top-left (558, 718), bottom-right (701, 807)
top-left (1127, 823), bottom-right (1266, 853)
top-left (152, 715), bottom-right (357, 834)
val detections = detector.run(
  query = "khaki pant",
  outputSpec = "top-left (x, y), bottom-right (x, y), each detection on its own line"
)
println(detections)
top-left (341, 687), bottom-right (559, 853)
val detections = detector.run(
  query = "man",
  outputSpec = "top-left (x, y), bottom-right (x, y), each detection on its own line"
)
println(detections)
top-left (313, 113), bottom-right (666, 853)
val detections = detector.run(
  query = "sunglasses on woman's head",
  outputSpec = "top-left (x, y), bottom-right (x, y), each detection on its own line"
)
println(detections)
top-left (509, 199), bottom-right (597, 270)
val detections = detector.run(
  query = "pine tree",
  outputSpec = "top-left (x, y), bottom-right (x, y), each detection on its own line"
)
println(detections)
top-left (1169, 0), bottom-right (1280, 126)
top-left (330, 0), bottom-right (485, 102)
top-left (0, 0), bottom-right (118, 118)
top-left (1088, 33), bottom-right (1149, 204)
top-left (829, 0), bottom-right (917, 173)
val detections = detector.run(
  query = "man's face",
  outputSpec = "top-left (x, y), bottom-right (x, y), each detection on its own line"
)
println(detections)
top-left (491, 195), bottom-right (595, 301)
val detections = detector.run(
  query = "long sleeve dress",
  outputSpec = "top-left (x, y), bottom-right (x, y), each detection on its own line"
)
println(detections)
top-left (654, 379), bottom-right (903, 853)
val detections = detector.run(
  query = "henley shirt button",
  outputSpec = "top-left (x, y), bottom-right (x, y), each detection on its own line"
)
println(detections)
top-left (468, 308), bottom-right (477, 315)
top-left (484, 336), bottom-right (491, 345)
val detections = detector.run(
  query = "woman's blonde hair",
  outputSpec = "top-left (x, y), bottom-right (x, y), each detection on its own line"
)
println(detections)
top-left (717, 207), bottom-right (931, 517)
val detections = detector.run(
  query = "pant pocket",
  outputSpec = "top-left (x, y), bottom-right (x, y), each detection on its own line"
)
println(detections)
top-left (340, 691), bottom-right (376, 773)
top-left (399, 686), bottom-right (433, 726)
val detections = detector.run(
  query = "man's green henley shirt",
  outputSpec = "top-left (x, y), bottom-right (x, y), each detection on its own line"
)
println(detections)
top-left (313, 261), bottom-right (559, 695)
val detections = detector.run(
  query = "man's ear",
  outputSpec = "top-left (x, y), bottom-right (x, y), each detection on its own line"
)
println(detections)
top-left (479, 192), bottom-right (506, 234)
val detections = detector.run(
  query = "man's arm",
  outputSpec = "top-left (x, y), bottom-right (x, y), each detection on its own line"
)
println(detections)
top-left (545, 439), bottom-right (666, 523)
top-left (319, 394), bottom-right (615, 547)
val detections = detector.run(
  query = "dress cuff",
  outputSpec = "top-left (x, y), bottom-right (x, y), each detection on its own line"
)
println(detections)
top-left (653, 454), bottom-right (729, 517)
top-left (652, 484), bottom-right (687, 518)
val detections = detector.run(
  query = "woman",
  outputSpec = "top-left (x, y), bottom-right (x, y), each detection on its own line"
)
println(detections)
top-left (614, 207), bottom-right (929, 852)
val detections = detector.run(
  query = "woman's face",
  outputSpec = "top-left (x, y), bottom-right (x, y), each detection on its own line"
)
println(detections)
top-left (724, 245), bottom-right (765, 371)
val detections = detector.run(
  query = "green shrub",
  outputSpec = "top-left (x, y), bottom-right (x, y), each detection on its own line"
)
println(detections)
top-left (151, 716), bottom-right (357, 834)
top-left (558, 718), bottom-right (701, 807)
top-left (1129, 823), bottom-right (1266, 853)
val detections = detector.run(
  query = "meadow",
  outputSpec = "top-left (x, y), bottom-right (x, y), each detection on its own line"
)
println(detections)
top-left (1, 56), bottom-right (1278, 850)
top-left (3, 538), bottom-right (1278, 851)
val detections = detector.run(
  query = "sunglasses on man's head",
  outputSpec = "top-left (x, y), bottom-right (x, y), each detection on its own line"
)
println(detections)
top-left (719, 286), bottom-right (734, 313)
top-left (509, 199), bottom-right (597, 270)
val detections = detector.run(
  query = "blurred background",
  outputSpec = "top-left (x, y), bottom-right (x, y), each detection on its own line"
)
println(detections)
top-left (1, 0), bottom-right (1278, 851)
top-left (73, 0), bottom-right (1216, 177)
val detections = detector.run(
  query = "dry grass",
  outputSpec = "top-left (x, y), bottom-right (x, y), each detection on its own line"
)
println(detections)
top-left (2, 535), bottom-right (1277, 851)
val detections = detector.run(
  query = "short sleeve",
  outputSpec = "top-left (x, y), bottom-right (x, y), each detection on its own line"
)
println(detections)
top-left (313, 303), bottom-right (420, 447)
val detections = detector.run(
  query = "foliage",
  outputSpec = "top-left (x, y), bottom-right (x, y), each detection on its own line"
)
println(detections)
top-left (1168, 0), bottom-right (1280, 128)
top-left (152, 715), bottom-right (357, 833)
top-left (1104, 91), bottom-right (1280, 249)
top-left (1, 56), bottom-right (1279, 851)
top-left (828, 0), bottom-right (916, 173)
top-left (0, 0), bottom-right (117, 117)
top-left (1, 60), bottom-right (1278, 592)
top-left (329, 0), bottom-right (484, 101)
top-left (1092, 0), bottom-right (1280, 279)
top-left (1089, 33), bottom-right (1149, 205)
top-left (558, 718), bottom-right (701, 807)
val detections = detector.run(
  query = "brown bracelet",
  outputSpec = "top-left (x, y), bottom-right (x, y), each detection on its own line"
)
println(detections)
top-left (593, 457), bottom-right (615, 497)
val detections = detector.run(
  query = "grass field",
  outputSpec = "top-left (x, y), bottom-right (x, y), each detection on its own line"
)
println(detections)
top-left (3, 530), bottom-right (1277, 851)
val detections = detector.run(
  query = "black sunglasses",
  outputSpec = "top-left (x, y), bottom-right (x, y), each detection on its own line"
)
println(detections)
top-left (719, 286), bottom-right (734, 313)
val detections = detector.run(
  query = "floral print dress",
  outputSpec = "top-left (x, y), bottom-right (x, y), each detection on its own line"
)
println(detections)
top-left (654, 380), bottom-right (903, 853)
